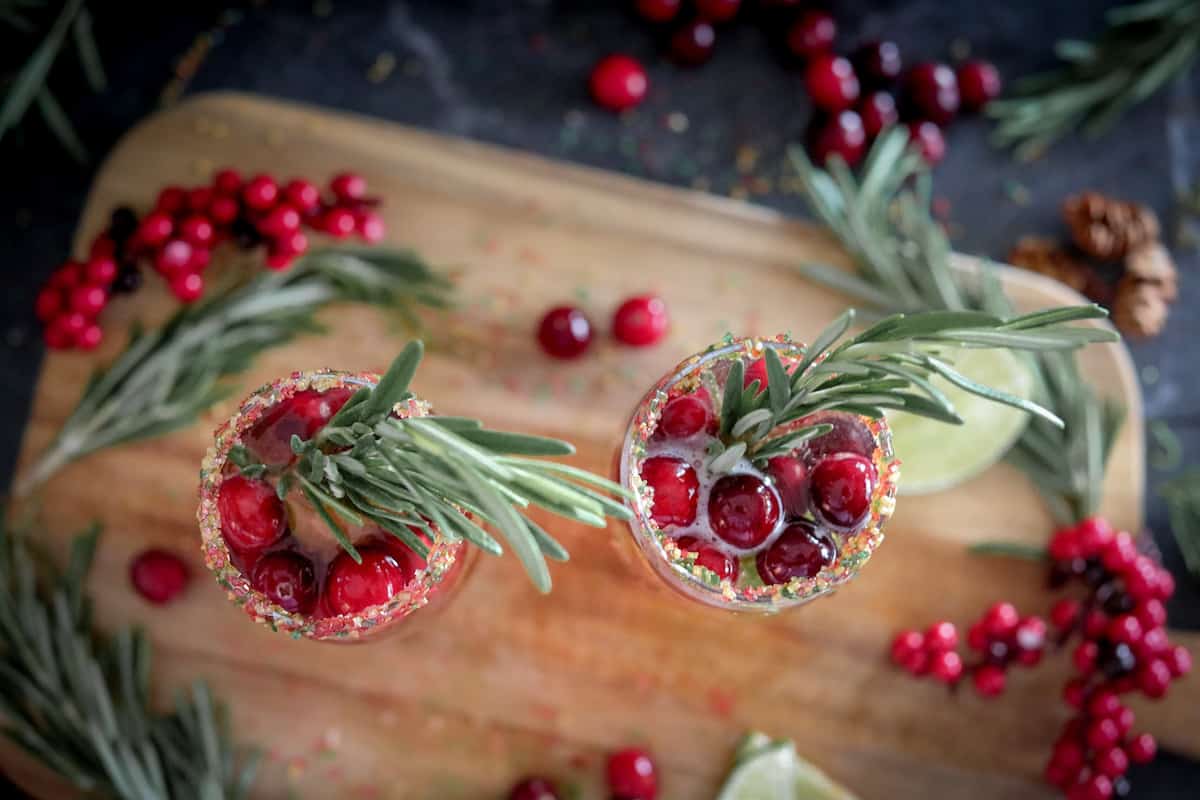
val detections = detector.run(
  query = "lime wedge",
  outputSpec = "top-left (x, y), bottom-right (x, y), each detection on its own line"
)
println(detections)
top-left (885, 347), bottom-right (1034, 495)
top-left (720, 734), bottom-right (857, 800)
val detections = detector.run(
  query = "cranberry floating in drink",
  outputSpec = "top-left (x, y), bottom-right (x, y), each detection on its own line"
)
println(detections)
top-left (200, 341), bottom-right (631, 641)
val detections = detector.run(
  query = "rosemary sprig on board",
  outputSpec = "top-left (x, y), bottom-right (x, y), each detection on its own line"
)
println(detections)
top-left (987, 0), bottom-right (1200, 160)
top-left (716, 306), bottom-right (1117, 470)
top-left (240, 341), bottom-right (633, 594)
top-left (0, 518), bottom-right (258, 799)
top-left (1162, 470), bottom-right (1200, 579)
top-left (13, 247), bottom-right (453, 497)
top-left (787, 129), bottom-right (1125, 525)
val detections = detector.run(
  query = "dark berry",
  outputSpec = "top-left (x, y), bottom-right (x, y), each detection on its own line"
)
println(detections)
top-left (809, 453), bottom-right (874, 531)
top-left (957, 60), bottom-right (1002, 110)
top-left (1099, 641), bottom-right (1138, 679)
top-left (756, 520), bottom-right (835, 583)
top-left (765, 455), bottom-right (809, 516)
top-left (905, 63), bottom-right (959, 124)
top-left (590, 55), bottom-right (649, 112)
top-left (857, 91), bottom-right (899, 139)
top-left (805, 54), bottom-right (860, 112)
top-left (640, 456), bottom-right (700, 528)
top-left (675, 535), bottom-right (739, 581)
top-left (695, 0), bottom-right (741, 23)
top-left (806, 109), bottom-right (867, 167)
top-left (156, 186), bottom-right (187, 214)
top-left (251, 551), bottom-right (318, 613)
top-left (508, 777), bottom-right (561, 800)
top-left (907, 120), bottom-right (946, 165)
top-left (109, 206), bottom-right (139, 242)
top-left (213, 167), bottom-right (242, 195)
top-left (612, 294), bottom-right (668, 346)
top-left (210, 194), bottom-right (240, 226)
top-left (606, 747), bottom-right (657, 800)
top-left (218, 474), bottom-right (288, 554)
top-left (129, 549), bottom-right (190, 605)
top-left (325, 546), bottom-right (415, 615)
top-left (708, 473), bottom-right (782, 549)
top-left (635, 0), bottom-right (681, 23)
top-left (786, 10), bottom-right (836, 59)
top-left (854, 40), bottom-right (902, 86)
top-left (669, 20), bottom-right (716, 66)
top-left (537, 305), bottom-right (593, 359)
top-left (111, 265), bottom-right (143, 294)
top-left (798, 411), bottom-right (876, 462)
top-left (247, 387), bottom-right (355, 465)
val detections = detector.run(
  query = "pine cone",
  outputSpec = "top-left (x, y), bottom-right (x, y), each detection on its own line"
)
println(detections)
top-left (1112, 276), bottom-right (1169, 338)
top-left (1008, 236), bottom-right (1092, 294)
top-left (1124, 243), bottom-right (1177, 303)
top-left (1063, 192), bottom-right (1160, 261)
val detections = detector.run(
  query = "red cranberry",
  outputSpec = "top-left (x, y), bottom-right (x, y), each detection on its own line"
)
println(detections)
top-left (186, 187), bottom-right (213, 214)
top-left (156, 186), bottom-right (187, 215)
top-left (1126, 732), bottom-right (1156, 764)
top-left (1076, 516), bottom-right (1115, 554)
top-left (260, 204), bottom-right (302, 238)
top-left (218, 474), bottom-right (288, 554)
top-left (929, 650), bottom-right (963, 683)
top-left (797, 411), bottom-right (876, 462)
top-left (356, 210), bottom-right (386, 243)
top-left (1087, 717), bottom-right (1121, 751)
top-left (854, 40), bottom-right (902, 85)
top-left (90, 236), bottom-right (116, 260)
top-left (972, 664), bottom-right (1005, 697)
top-left (590, 54), bottom-right (649, 112)
top-left (1068, 775), bottom-right (1113, 800)
top-left (247, 387), bottom-right (355, 464)
top-left (708, 474), bottom-right (781, 549)
top-left (786, 10), bottom-right (836, 59)
top-left (251, 551), bottom-right (318, 613)
top-left (967, 621), bottom-right (988, 651)
top-left (44, 315), bottom-right (78, 349)
top-left (809, 454), bottom-right (874, 531)
top-left (640, 456), bottom-right (699, 528)
top-left (890, 630), bottom-right (924, 666)
top-left (325, 546), bottom-right (415, 615)
top-left (77, 324), bottom-right (103, 351)
top-left (1101, 531), bottom-right (1137, 572)
top-left (756, 520), bottom-right (835, 583)
top-left (508, 777), bottom-right (561, 800)
top-left (155, 239), bottom-right (194, 276)
top-left (906, 63), bottom-right (959, 124)
top-left (1167, 644), bottom-right (1192, 677)
top-left (50, 261), bottom-right (84, 290)
top-left (1137, 626), bottom-right (1170, 660)
top-left (613, 294), bottom-right (668, 346)
top-left (1014, 616), bottom-right (1047, 651)
top-left (138, 212), bottom-right (174, 247)
top-left (209, 194), bottom-right (239, 225)
top-left (1114, 705), bottom-right (1136, 734)
top-left (1088, 689), bottom-right (1122, 718)
top-left (35, 287), bottom-right (63, 322)
top-left (188, 247), bottom-right (212, 272)
top-left (1138, 659), bottom-right (1172, 698)
top-left (983, 601), bottom-right (1020, 638)
top-left (695, 0), bottom-right (740, 23)
top-left (1063, 677), bottom-right (1087, 708)
top-left (857, 91), bottom-right (899, 139)
top-left (907, 120), bottom-right (946, 165)
top-left (1095, 747), bottom-right (1128, 779)
top-left (675, 535), bottom-right (738, 581)
top-left (85, 257), bottom-right (118, 285)
top-left (179, 215), bottom-right (214, 248)
top-left (765, 455), bottom-right (810, 516)
top-left (1107, 614), bottom-right (1143, 645)
top-left (330, 172), bottom-right (367, 202)
top-left (669, 20), bottom-right (716, 66)
top-left (69, 285), bottom-right (107, 317)
top-left (243, 174), bottom-right (280, 211)
top-left (537, 305), bottom-right (593, 359)
top-left (806, 109), bottom-right (867, 167)
top-left (606, 747), bottom-right (657, 800)
top-left (214, 168), bottom-right (242, 195)
top-left (957, 60), bottom-right (1002, 110)
top-left (635, 0), bottom-right (681, 23)
top-left (129, 549), bottom-right (190, 605)
top-left (805, 54), bottom-right (860, 112)
top-left (925, 620), bottom-right (958, 651)
top-left (1051, 598), bottom-right (1081, 630)
top-left (169, 272), bottom-right (205, 303)
top-left (284, 179), bottom-right (321, 212)
top-left (657, 392), bottom-right (711, 439)
top-left (743, 357), bottom-right (769, 392)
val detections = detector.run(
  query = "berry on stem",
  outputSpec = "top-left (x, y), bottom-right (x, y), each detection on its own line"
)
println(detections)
top-left (857, 91), bottom-right (899, 139)
top-left (669, 20), bottom-right (716, 66)
top-left (330, 172), bottom-right (368, 203)
top-left (806, 109), bottom-right (867, 167)
top-left (508, 777), bottom-right (561, 800)
top-left (929, 650), bottom-right (963, 683)
top-left (242, 174), bottom-right (279, 211)
top-left (854, 40), bottom-right (903, 86)
top-left (972, 664), bottom-right (1006, 697)
top-left (925, 620), bottom-right (958, 652)
top-left (129, 549), bottom-right (190, 605)
top-left (957, 60), bottom-right (1002, 110)
top-left (612, 294), bottom-right (668, 346)
top-left (606, 747), bottom-right (657, 800)
top-left (590, 55), bottom-right (649, 112)
top-left (905, 62), bottom-right (960, 124)
top-left (537, 305), bottom-right (593, 359)
top-left (169, 272), bottom-right (205, 303)
top-left (284, 179), bottom-right (321, 212)
top-left (786, 10), bottom-right (836, 59)
top-left (1126, 733), bottom-right (1156, 764)
top-left (77, 324), bottom-right (103, 351)
top-left (805, 54), bottom-right (860, 112)
top-left (906, 121), bottom-right (946, 165)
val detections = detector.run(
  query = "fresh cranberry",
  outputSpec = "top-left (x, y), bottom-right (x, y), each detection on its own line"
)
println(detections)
top-left (156, 186), bottom-right (187, 215)
top-left (1051, 598), bottom-right (1081, 630)
top-left (260, 204), bottom-right (302, 238)
top-left (1126, 732), bottom-right (1156, 764)
top-left (1095, 747), bottom-right (1128, 779)
top-left (709, 474), bottom-right (781, 549)
top-left (325, 546), bottom-right (415, 615)
top-left (657, 392), bottom-right (711, 439)
top-left (186, 187), bottom-right (213, 214)
top-left (218, 474), bottom-right (288, 554)
top-left (957, 60), bottom-right (1002, 110)
top-left (806, 109), bottom-right (867, 167)
top-left (1062, 677), bottom-right (1087, 708)
top-left (1114, 705), bottom-right (1136, 734)
top-left (929, 650), bottom-right (963, 683)
top-left (1137, 626), bottom-right (1170, 660)
top-left (1138, 659), bottom-right (1172, 698)
top-left (169, 272), bottom-right (205, 303)
top-left (209, 194), bottom-right (239, 226)
top-left (155, 239), bottom-right (194, 276)
top-left (1068, 775), bottom-right (1113, 800)
top-left (129, 549), bottom-right (190, 604)
top-left (809, 454), bottom-right (874, 530)
top-left (906, 63), bottom-right (959, 124)
top-left (1107, 614), bottom-right (1143, 645)
top-left (972, 664), bottom-right (1006, 696)
top-left (756, 520), bottom-right (835, 583)
top-left (606, 747), bottom-right (657, 800)
top-left (85, 257), bottom-right (118, 285)
top-left (1014, 616), bottom-right (1047, 651)
top-left (1101, 531), bottom-right (1138, 572)
top-left (1076, 516), bottom-right (1115, 554)
top-left (857, 91), bottom-right (898, 139)
top-left (247, 387), bottom-right (355, 464)
top-left (925, 620), bottom-right (958, 651)
top-left (69, 285), bottom-right (107, 317)
top-left (50, 261), bottom-right (84, 290)
top-left (250, 551), bottom-right (318, 613)
top-left (675, 535), bottom-right (738, 581)
top-left (797, 411), bottom-right (876, 462)
top-left (44, 315), bottom-right (78, 349)
top-left (983, 601), bottom-right (1020, 638)
top-left (178, 215), bottom-right (215, 248)
top-left (743, 357), bottom-right (769, 392)
top-left (77, 324), bottom-right (103, 350)
top-left (669, 20), bottom-right (716, 66)
top-left (330, 172), bottom-right (368, 202)
top-left (695, 0), bottom-right (740, 23)
top-left (90, 236), bottom-right (116, 260)
top-left (890, 630), bottom-right (924, 667)
top-left (537, 305), bottom-right (593, 359)
top-left (805, 54), bottom-right (860, 112)
top-left (786, 10), bottom-right (835, 59)
top-left (137, 212), bottom-right (174, 247)
top-left (356, 210), bottom-right (386, 243)
top-left (966, 621), bottom-right (988, 651)
top-left (613, 294), bottom-right (668, 346)
top-left (1087, 717), bottom-right (1121, 751)
top-left (766, 455), bottom-right (809, 516)
top-left (1088, 689), bottom-right (1122, 718)
top-left (635, 0), bottom-right (681, 23)
top-left (1167, 644), bottom-right (1192, 677)
top-left (284, 179), bottom-right (322, 212)
top-left (57, 311), bottom-right (88, 340)
top-left (508, 777), bottom-right (561, 800)
top-left (1153, 565), bottom-right (1176, 599)
top-left (854, 40), bottom-right (903, 86)
top-left (590, 54), bottom-right (649, 112)
top-left (35, 288), bottom-right (62, 322)
top-left (907, 120), bottom-right (946, 165)
top-left (242, 174), bottom-right (279, 211)
top-left (188, 247), bottom-right (212, 272)
top-left (214, 168), bottom-right (242, 195)
top-left (640, 456), bottom-right (699, 528)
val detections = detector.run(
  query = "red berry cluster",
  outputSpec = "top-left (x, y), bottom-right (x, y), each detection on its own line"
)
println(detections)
top-left (508, 746), bottom-right (658, 800)
top-left (536, 295), bottom-right (669, 359)
top-left (890, 517), bottom-right (1192, 799)
top-left (36, 169), bottom-right (385, 351)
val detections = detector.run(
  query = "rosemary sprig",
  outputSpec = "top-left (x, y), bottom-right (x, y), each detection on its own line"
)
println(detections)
top-left (1162, 470), bottom-right (1200, 579)
top-left (257, 341), bottom-right (633, 594)
top-left (787, 129), bottom-right (1125, 525)
top-left (987, 0), bottom-right (1200, 160)
top-left (0, 516), bottom-right (258, 799)
top-left (718, 306), bottom-right (1118, 466)
top-left (13, 247), bottom-right (453, 497)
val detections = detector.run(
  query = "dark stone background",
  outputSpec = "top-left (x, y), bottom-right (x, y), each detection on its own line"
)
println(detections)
top-left (0, 1), bottom-right (1196, 796)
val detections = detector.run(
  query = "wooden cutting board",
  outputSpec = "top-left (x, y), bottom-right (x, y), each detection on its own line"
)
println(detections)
top-left (7, 93), bottom-right (1197, 800)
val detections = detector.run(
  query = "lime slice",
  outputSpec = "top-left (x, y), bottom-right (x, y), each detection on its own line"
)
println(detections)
top-left (885, 347), bottom-right (1034, 495)
top-left (717, 741), bottom-right (798, 800)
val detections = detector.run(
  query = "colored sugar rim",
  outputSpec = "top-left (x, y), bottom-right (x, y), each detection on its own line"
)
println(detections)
top-left (618, 335), bottom-right (900, 613)
top-left (197, 369), bottom-right (464, 641)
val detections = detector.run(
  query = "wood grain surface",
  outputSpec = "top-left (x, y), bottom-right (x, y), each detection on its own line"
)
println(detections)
top-left (7, 93), bottom-right (1196, 800)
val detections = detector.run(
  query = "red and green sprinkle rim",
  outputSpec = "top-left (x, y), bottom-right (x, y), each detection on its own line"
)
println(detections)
top-left (197, 369), bottom-right (464, 642)
top-left (618, 334), bottom-right (900, 613)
